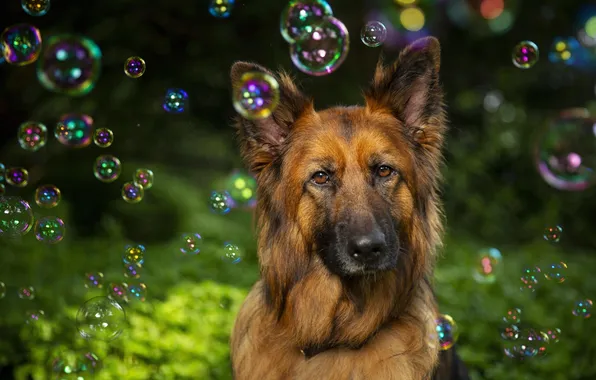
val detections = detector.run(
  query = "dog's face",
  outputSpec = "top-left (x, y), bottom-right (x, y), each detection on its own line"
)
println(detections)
top-left (232, 37), bottom-right (445, 280)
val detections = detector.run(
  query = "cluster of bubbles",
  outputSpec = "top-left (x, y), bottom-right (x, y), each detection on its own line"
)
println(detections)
top-left (499, 308), bottom-right (558, 360)
top-left (209, 170), bottom-right (257, 214)
top-left (51, 351), bottom-right (102, 378)
top-left (122, 168), bottom-right (154, 204)
top-left (209, 0), bottom-right (235, 18)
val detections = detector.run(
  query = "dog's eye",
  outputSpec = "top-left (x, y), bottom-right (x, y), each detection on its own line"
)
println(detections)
top-left (376, 165), bottom-right (394, 178)
top-left (311, 171), bottom-right (330, 185)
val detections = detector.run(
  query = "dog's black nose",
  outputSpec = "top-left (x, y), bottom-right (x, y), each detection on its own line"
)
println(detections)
top-left (348, 228), bottom-right (387, 264)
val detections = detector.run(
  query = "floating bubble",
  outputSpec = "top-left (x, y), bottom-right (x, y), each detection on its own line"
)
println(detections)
top-left (0, 282), bottom-right (5, 298)
top-left (25, 309), bottom-right (45, 324)
top-left (435, 314), bottom-right (459, 351)
top-left (55, 114), bottom-right (94, 147)
top-left (18, 286), bottom-right (35, 300)
top-left (290, 16), bottom-right (350, 77)
top-left (542, 327), bottom-right (561, 343)
top-left (76, 296), bottom-right (127, 341)
top-left (93, 155), bottom-right (121, 183)
top-left (107, 282), bottom-right (129, 304)
top-left (360, 21), bottom-right (387, 48)
top-left (209, 0), bottom-right (235, 18)
top-left (122, 182), bottom-right (144, 204)
top-left (128, 283), bottom-right (147, 302)
top-left (84, 272), bottom-right (104, 289)
top-left (520, 328), bottom-right (550, 358)
top-left (549, 37), bottom-right (580, 65)
top-left (280, 0), bottom-right (333, 43)
top-left (232, 72), bottom-right (280, 120)
top-left (0, 163), bottom-right (5, 182)
top-left (544, 261), bottom-right (567, 283)
top-left (222, 241), bottom-right (242, 264)
top-left (37, 34), bottom-right (102, 96)
top-left (21, 0), bottom-right (50, 16)
top-left (18, 121), bottom-right (47, 151)
top-left (543, 225), bottom-right (563, 242)
top-left (520, 267), bottom-right (541, 292)
top-left (163, 88), bottom-right (189, 114)
top-left (512, 40), bottom-right (539, 69)
top-left (34, 216), bottom-right (65, 244)
top-left (1, 24), bottom-right (42, 65)
top-left (180, 233), bottom-right (203, 255)
top-left (225, 170), bottom-right (257, 208)
top-left (93, 128), bottom-right (113, 148)
top-left (500, 324), bottom-right (520, 340)
top-left (77, 352), bottom-right (102, 374)
top-left (34, 184), bottom-right (61, 208)
top-left (572, 299), bottom-right (593, 318)
top-left (133, 169), bottom-right (154, 190)
top-left (6, 167), bottom-right (29, 187)
top-left (123, 244), bottom-right (145, 265)
top-left (535, 109), bottom-right (596, 191)
top-left (503, 308), bottom-right (522, 324)
top-left (209, 190), bottom-right (232, 215)
top-left (124, 263), bottom-right (142, 279)
top-left (0, 197), bottom-right (34, 237)
top-left (473, 247), bottom-right (502, 284)
top-left (124, 56), bottom-right (146, 78)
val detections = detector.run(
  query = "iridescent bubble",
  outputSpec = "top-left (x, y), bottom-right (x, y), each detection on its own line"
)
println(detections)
top-left (544, 261), bottom-right (567, 283)
top-left (472, 247), bottom-right (502, 284)
top-left (0, 196), bottom-right (34, 237)
top-left (124, 56), bottom-right (146, 78)
top-left (21, 0), bottom-right (50, 16)
top-left (542, 327), bottom-right (561, 343)
top-left (18, 286), bottom-right (35, 300)
top-left (290, 16), bottom-right (350, 76)
top-left (549, 37), bottom-right (581, 65)
top-left (0, 24), bottom-right (42, 65)
top-left (84, 272), bottom-right (104, 289)
top-left (107, 282), bottom-right (129, 304)
top-left (163, 88), bottom-right (189, 114)
top-left (520, 267), bottom-right (541, 292)
top-left (93, 155), bottom-right (121, 183)
top-left (123, 244), bottom-right (145, 265)
top-left (55, 114), bottom-right (94, 148)
top-left (500, 324), bottom-right (520, 340)
top-left (232, 72), bottom-right (280, 120)
top-left (76, 296), bottom-right (127, 341)
top-left (209, 0), bottom-right (235, 18)
top-left (543, 225), bottom-right (563, 242)
top-left (503, 308), bottom-right (522, 324)
top-left (122, 182), bottom-right (144, 204)
top-left (127, 283), bottom-right (147, 302)
top-left (572, 299), bottom-right (593, 318)
top-left (133, 169), bottom-right (154, 190)
top-left (360, 21), bottom-right (387, 48)
top-left (37, 34), bottom-right (102, 96)
top-left (180, 233), bottom-right (203, 255)
top-left (280, 0), bottom-right (333, 44)
top-left (435, 314), bottom-right (459, 351)
top-left (76, 352), bottom-right (102, 374)
top-left (34, 216), bottom-right (65, 244)
top-left (535, 109), bottom-right (596, 191)
top-left (18, 121), bottom-right (47, 151)
top-left (34, 184), bottom-right (61, 208)
top-left (0, 281), bottom-right (6, 298)
top-left (225, 170), bottom-right (257, 208)
top-left (512, 40), bottom-right (539, 69)
top-left (5, 167), bottom-right (29, 188)
top-left (25, 309), bottom-right (45, 324)
top-left (124, 263), bottom-right (142, 279)
top-left (93, 128), bottom-right (113, 148)
top-left (518, 328), bottom-right (550, 358)
top-left (222, 241), bottom-right (242, 264)
top-left (209, 190), bottom-right (232, 215)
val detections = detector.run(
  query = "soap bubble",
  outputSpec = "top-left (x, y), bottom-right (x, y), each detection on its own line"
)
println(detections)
top-left (222, 241), bottom-right (242, 264)
top-left (84, 272), bottom-right (104, 289)
top-left (55, 114), bottom-right (94, 148)
top-left (542, 328), bottom-right (561, 343)
top-left (209, 190), bottom-right (232, 214)
top-left (180, 233), bottom-right (203, 255)
top-left (1, 24), bottom-right (42, 65)
top-left (572, 299), bottom-right (593, 318)
top-left (225, 170), bottom-right (257, 208)
top-left (0, 196), bottom-right (34, 237)
top-left (472, 247), bottom-right (502, 284)
top-left (93, 155), bottom-right (121, 183)
top-left (18, 121), bottom-right (47, 151)
top-left (543, 261), bottom-right (567, 283)
top-left (127, 283), bottom-right (147, 302)
top-left (25, 309), bottom-right (45, 324)
top-left (107, 282), bottom-right (129, 304)
top-left (123, 244), bottom-right (145, 265)
top-left (34, 216), bottom-right (65, 244)
top-left (360, 21), bottom-right (387, 48)
top-left (18, 286), bottom-right (36, 300)
top-left (76, 296), bottom-right (127, 341)
top-left (512, 40), bottom-right (539, 69)
top-left (133, 169), bottom-right (154, 190)
top-left (520, 267), bottom-right (541, 292)
top-left (435, 314), bottom-right (459, 351)
top-left (503, 308), bottom-right (522, 324)
top-left (123, 263), bottom-right (142, 279)
top-left (209, 0), bottom-right (235, 18)
top-left (34, 184), bottom-right (61, 208)
top-left (93, 127), bottom-right (114, 148)
top-left (500, 324), bottom-right (520, 340)
top-left (6, 167), bottom-right (29, 187)
top-left (124, 56), bottom-right (146, 78)
top-left (232, 72), bottom-right (280, 120)
top-left (543, 225), bottom-right (562, 242)
top-left (122, 182), bottom-right (144, 203)
top-left (163, 88), bottom-right (189, 113)
top-left (280, 0), bottom-right (333, 43)
top-left (21, 0), bottom-right (50, 16)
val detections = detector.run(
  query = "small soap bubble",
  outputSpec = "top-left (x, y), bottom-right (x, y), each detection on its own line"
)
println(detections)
top-left (360, 21), bottom-right (387, 48)
top-left (209, 0), bottom-right (235, 18)
top-left (76, 296), bottom-right (127, 341)
top-left (18, 286), bottom-right (35, 300)
top-left (18, 121), bottom-right (47, 151)
top-left (133, 169), bottom-right (154, 190)
top-left (94, 155), bottom-right (121, 183)
top-left (512, 40), bottom-right (539, 69)
top-left (290, 16), bottom-right (350, 76)
top-left (34, 216), bottom-right (65, 244)
top-left (544, 261), bottom-right (567, 283)
top-left (180, 233), bottom-right (203, 255)
top-left (84, 272), bottom-right (104, 289)
top-left (163, 88), bottom-right (189, 114)
top-left (572, 299), bottom-right (593, 318)
top-left (222, 241), bottom-right (242, 264)
top-left (503, 308), bottom-right (522, 324)
top-left (435, 314), bottom-right (459, 351)
top-left (25, 309), bottom-right (45, 324)
top-left (225, 170), bottom-right (257, 208)
top-left (34, 184), bottom-right (61, 208)
top-left (93, 128), bottom-right (114, 148)
top-left (123, 263), bottom-right (142, 279)
top-left (473, 247), bottom-right (502, 284)
top-left (542, 328), bottom-right (561, 343)
top-left (0, 196), bottom-right (34, 237)
top-left (77, 352), bottom-right (102, 374)
top-left (232, 72), bottom-right (280, 120)
top-left (0, 281), bottom-right (6, 298)
top-left (209, 190), bottom-right (232, 215)
top-left (543, 225), bottom-right (562, 242)
top-left (124, 56), bottom-right (146, 78)
top-left (107, 282), bottom-right (129, 304)
top-left (127, 283), bottom-right (147, 302)
top-left (500, 324), bottom-right (520, 340)
top-left (6, 167), bottom-right (29, 187)
top-left (1, 24), bottom-right (42, 65)
top-left (123, 244), bottom-right (145, 265)
top-left (280, 0), bottom-right (333, 43)
top-left (21, 0), bottom-right (50, 16)
top-left (520, 266), bottom-right (541, 292)
top-left (55, 114), bottom-right (94, 148)
top-left (122, 182), bottom-right (144, 203)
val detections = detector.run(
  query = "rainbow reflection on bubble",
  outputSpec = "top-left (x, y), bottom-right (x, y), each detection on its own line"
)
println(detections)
top-left (1, 24), bottom-right (42, 66)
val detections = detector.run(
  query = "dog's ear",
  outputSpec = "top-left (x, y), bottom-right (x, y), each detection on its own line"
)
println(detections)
top-left (365, 37), bottom-right (446, 152)
top-left (231, 62), bottom-right (313, 175)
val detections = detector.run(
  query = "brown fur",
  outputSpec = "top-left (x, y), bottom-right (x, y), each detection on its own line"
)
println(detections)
top-left (230, 37), bottom-right (455, 380)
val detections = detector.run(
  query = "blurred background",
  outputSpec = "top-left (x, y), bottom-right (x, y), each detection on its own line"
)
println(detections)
top-left (1, 0), bottom-right (596, 379)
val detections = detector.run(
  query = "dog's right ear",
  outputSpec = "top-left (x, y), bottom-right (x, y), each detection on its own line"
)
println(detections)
top-left (231, 62), bottom-right (313, 175)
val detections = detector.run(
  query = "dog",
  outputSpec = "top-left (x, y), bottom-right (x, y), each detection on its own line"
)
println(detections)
top-left (229, 37), bottom-right (470, 380)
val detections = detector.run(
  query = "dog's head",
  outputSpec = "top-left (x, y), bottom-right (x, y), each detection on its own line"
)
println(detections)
top-left (232, 37), bottom-right (446, 304)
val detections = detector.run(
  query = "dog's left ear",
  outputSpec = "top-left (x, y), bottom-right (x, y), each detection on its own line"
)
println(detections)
top-left (365, 37), bottom-right (446, 152)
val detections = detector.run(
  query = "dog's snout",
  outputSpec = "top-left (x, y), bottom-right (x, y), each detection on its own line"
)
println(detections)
top-left (348, 228), bottom-right (387, 263)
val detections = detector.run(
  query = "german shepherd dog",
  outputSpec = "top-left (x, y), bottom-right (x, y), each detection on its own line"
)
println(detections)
top-left (230, 37), bottom-right (469, 380)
